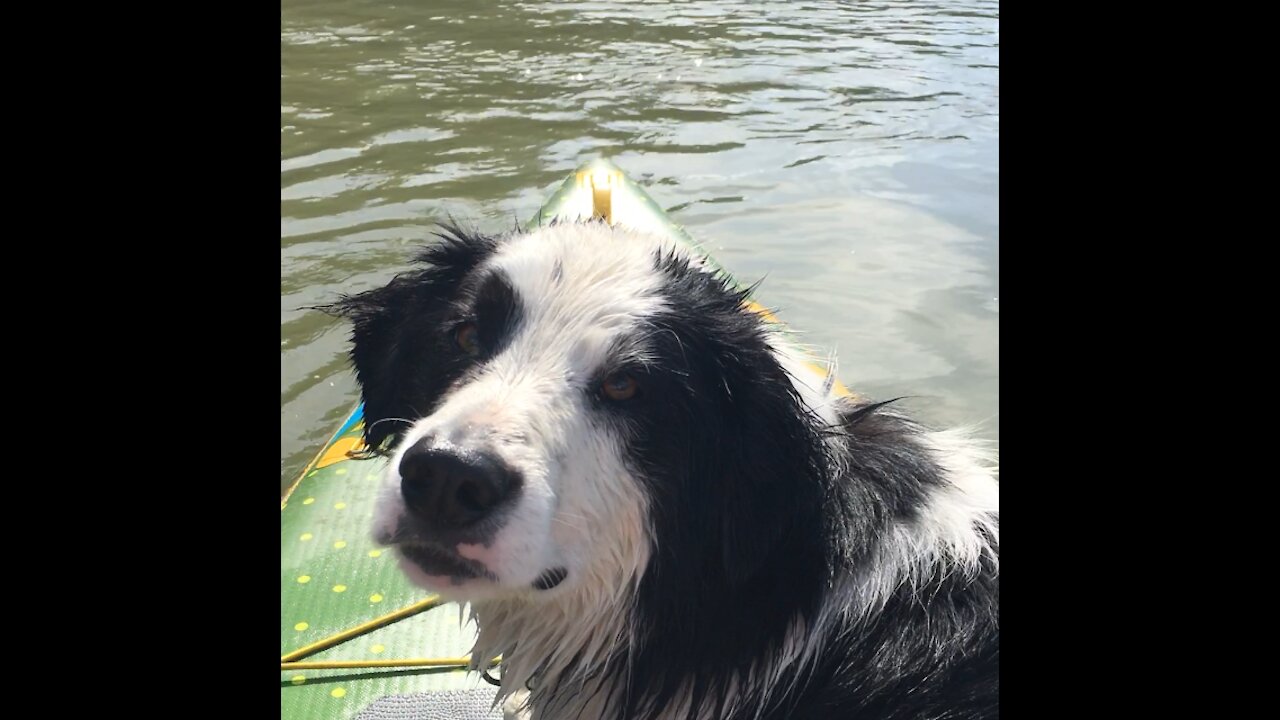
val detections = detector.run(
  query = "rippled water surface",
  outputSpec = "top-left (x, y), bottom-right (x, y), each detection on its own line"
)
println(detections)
top-left (281, 0), bottom-right (999, 492)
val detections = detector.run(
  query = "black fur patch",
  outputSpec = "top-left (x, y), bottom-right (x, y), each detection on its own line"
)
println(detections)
top-left (319, 225), bottom-right (502, 451)
top-left (570, 252), bottom-right (997, 720)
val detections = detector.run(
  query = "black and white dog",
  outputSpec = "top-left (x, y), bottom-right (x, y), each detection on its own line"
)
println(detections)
top-left (329, 222), bottom-right (999, 720)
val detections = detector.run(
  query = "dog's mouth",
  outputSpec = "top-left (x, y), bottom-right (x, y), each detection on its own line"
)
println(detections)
top-left (397, 542), bottom-right (569, 593)
top-left (398, 543), bottom-right (493, 582)
top-left (379, 518), bottom-right (569, 592)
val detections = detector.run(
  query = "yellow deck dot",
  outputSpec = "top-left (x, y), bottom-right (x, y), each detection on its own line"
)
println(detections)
top-left (294, 622), bottom-right (309, 631)
top-left (333, 584), bottom-right (347, 593)
top-left (333, 540), bottom-right (347, 549)
top-left (297, 575), bottom-right (311, 584)
top-left (302, 497), bottom-right (315, 505)
top-left (370, 593), bottom-right (383, 603)
top-left (368, 549), bottom-right (383, 558)
top-left (307, 471), bottom-right (317, 478)
top-left (370, 644), bottom-right (385, 654)
top-left (290, 675), bottom-right (306, 685)
top-left (335, 468), bottom-right (347, 475)
top-left (334, 502), bottom-right (347, 510)
top-left (331, 688), bottom-right (347, 698)
top-left (300, 533), bottom-right (313, 542)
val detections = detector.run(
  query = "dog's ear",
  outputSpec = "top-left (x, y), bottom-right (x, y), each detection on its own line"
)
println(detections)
top-left (321, 226), bottom-right (498, 451)
top-left (645, 261), bottom-right (829, 590)
top-left (709, 328), bottom-right (828, 588)
top-left (325, 274), bottom-right (429, 451)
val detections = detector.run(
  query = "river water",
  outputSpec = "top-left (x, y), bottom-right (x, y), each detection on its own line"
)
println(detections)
top-left (281, 0), bottom-right (999, 492)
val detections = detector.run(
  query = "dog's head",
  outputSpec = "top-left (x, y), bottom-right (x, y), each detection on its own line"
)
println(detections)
top-left (329, 223), bottom-right (827, 603)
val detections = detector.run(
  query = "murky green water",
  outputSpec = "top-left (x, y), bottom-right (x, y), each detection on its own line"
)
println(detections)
top-left (281, 0), bottom-right (999, 493)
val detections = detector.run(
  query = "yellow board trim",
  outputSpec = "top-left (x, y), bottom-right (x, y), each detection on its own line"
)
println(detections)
top-left (316, 436), bottom-right (364, 470)
top-left (743, 299), bottom-right (853, 399)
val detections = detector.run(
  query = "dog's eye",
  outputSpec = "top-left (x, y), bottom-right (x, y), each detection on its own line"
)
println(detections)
top-left (601, 373), bottom-right (638, 401)
top-left (454, 323), bottom-right (482, 356)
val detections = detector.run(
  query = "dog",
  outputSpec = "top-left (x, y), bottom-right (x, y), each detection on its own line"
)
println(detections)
top-left (327, 222), bottom-right (999, 720)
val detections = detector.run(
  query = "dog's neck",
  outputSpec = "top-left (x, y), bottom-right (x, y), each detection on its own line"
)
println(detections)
top-left (470, 489), bottom-right (652, 718)
top-left (472, 583), bottom-right (640, 720)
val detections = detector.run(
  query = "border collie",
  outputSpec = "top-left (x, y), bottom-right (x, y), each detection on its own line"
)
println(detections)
top-left (327, 222), bottom-right (999, 720)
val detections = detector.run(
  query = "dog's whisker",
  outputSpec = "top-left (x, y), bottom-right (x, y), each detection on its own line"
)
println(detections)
top-left (552, 516), bottom-right (586, 532)
top-left (366, 416), bottom-right (415, 431)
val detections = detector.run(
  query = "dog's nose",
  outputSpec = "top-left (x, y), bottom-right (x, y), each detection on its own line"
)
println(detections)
top-left (399, 440), bottom-right (519, 529)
